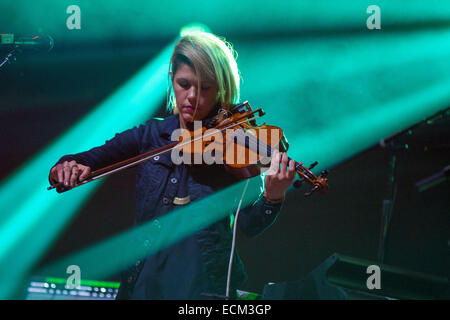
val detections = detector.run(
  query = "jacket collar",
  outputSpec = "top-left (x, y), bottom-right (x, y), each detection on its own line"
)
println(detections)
top-left (159, 114), bottom-right (180, 141)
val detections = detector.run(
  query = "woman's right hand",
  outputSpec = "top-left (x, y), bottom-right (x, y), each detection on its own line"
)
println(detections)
top-left (49, 160), bottom-right (91, 193)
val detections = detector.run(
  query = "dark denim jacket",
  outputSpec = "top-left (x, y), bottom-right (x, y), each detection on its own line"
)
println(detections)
top-left (54, 115), bottom-right (283, 299)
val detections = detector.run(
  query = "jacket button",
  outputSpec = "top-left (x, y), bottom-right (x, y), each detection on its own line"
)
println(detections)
top-left (170, 178), bottom-right (178, 184)
top-left (152, 219), bottom-right (161, 228)
top-left (153, 156), bottom-right (160, 161)
top-left (265, 209), bottom-right (272, 215)
top-left (162, 197), bottom-right (170, 205)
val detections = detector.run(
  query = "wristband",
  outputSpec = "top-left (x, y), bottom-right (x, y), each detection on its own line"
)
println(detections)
top-left (263, 191), bottom-right (285, 204)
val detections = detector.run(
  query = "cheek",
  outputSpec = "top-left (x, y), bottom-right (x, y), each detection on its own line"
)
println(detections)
top-left (203, 90), bottom-right (218, 105)
top-left (173, 87), bottom-right (185, 103)
top-left (201, 93), bottom-right (216, 112)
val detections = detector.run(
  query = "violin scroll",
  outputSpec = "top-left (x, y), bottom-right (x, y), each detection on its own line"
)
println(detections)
top-left (292, 161), bottom-right (329, 197)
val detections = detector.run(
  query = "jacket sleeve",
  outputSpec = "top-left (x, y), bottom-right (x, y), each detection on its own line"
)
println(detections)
top-left (234, 174), bottom-right (284, 238)
top-left (50, 120), bottom-right (152, 176)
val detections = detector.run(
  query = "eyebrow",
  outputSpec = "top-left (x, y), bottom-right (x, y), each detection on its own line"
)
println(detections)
top-left (175, 77), bottom-right (212, 84)
top-left (175, 77), bottom-right (191, 81)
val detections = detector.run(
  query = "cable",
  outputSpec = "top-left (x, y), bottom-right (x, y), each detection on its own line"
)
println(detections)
top-left (225, 178), bottom-right (249, 299)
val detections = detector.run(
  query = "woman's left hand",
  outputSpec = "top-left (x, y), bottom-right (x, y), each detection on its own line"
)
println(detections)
top-left (264, 149), bottom-right (296, 201)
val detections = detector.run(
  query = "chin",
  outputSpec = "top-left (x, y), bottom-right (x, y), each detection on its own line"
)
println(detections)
top-left (180, 113), bottom-right (194, 124)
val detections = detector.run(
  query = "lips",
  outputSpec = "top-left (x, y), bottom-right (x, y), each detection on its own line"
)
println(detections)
top-left (183, 106), bottom-right (195, 114)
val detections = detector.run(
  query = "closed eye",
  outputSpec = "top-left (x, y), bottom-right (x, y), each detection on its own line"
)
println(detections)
top-left (176, 78), bottom-right (212, 91)
top-left (177, 80), bottom-right (189, 89)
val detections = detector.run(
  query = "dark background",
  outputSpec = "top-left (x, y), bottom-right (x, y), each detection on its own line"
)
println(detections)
top-left (1, 32), bottom-right (449, 296)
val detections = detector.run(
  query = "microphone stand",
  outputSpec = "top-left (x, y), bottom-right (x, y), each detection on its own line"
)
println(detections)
top-left (376, 139), bottom-right (399, 263)
top-left (0, 49), bottom-right (16, 69)
top-left (376, 107), bottom-right (450, 263)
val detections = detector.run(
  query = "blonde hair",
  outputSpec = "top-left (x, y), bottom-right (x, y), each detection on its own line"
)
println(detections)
top-left (167, 31), bottom-right (240, 114)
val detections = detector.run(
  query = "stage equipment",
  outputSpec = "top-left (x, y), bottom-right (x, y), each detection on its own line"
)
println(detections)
top-left (26, 277), bottom-right (119, 300)
top-left (261, 253), bottom-right (449, 300)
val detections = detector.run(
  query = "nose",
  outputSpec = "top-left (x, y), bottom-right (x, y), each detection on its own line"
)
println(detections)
top-left (187, 86), bottom-right (197, 102)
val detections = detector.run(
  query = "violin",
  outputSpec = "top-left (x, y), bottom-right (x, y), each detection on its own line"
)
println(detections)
top-left (48, 101), bottom-right (328, 196)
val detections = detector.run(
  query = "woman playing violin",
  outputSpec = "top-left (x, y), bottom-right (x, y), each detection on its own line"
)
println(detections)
top-left (48, 31), bottom-right (295, 299)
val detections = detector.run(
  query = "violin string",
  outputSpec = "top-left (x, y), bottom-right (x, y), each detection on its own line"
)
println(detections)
top-left (84, 112), bottom-right (316, 186)
top-left (50, 111), bottom-right (322, 191)
top-left (82, 114), bottom-right (266, 183)
top-left (73, 115), bottom-right (317, 187)
top-left (232, 129), bottom-right (316, 181)
top-left (178, 114), bottom-right (264, 150)
top-left (232, 128), bottom-right (272, 157)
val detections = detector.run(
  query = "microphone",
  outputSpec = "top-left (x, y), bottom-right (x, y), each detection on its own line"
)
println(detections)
top-left (0, 33), bottom-right (54, 52)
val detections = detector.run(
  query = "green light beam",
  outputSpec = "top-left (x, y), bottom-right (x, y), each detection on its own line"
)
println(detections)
top-left (0, 25), bottom-right (211, 298)
top-left (235, 28), bottom-right (450, 173)
top-left (36, 73), bottom-right (450, 283)
top-left (4, 1), bottom-right (450, 42)
top-left (287, 77), bottom-right (450, 174)
top-left (33, 26), bottom-right (450, 292)
top-left (35, 176), bottom-right (261, 282)
top-left (34, 74), bottom-right (450, 295)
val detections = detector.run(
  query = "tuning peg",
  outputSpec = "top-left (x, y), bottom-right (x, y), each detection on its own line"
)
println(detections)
top-left (308, 161), bottom-right (318, 170)
top-left (304, 185), bottom-right (319, 197)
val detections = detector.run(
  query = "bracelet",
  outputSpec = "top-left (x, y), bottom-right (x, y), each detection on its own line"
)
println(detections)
top-left (263, 191), bottom-right (285, 204)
